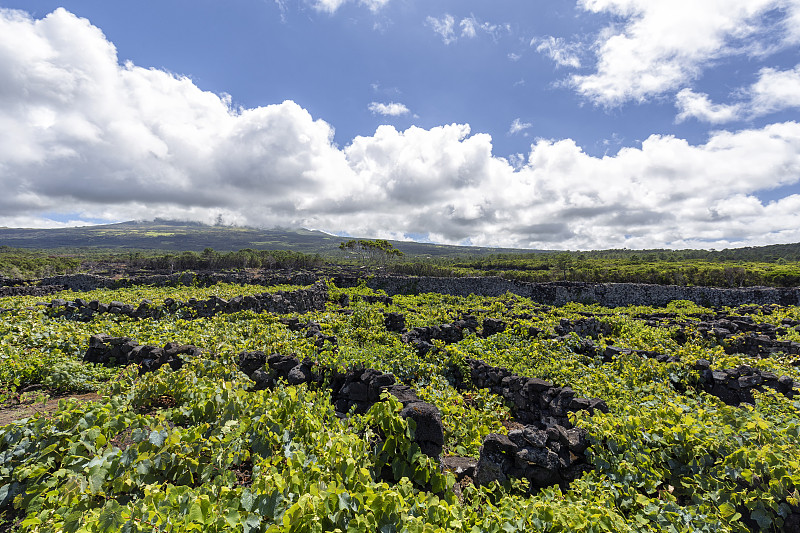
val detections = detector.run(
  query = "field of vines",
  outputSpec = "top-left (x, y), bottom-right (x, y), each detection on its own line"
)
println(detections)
top-left (1, 278), bottom-right (799, 532)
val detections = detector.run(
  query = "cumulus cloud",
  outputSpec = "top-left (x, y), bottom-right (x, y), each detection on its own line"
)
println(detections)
top-left (675, 64), bottom-right (800, 123)
top-left (508, 119), bottom-right (533, 135)
top-left (572, 0), bottom-right (800, 106)
top-left (368, 102), bottom-right (410, 116)
top-left (532, 36), bottom-right (582, 68)
top-left (675, 89), bottom-right (743, 123)
top-left (4, 8), bottom-right (800, 250)
top-left (750, 64), bottom-right (800, 115)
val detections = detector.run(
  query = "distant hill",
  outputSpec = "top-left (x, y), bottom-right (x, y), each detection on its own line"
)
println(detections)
top-left (4, 220), bottom-right (799, 263)
top-left (0, 220), bottom-right (536, 258)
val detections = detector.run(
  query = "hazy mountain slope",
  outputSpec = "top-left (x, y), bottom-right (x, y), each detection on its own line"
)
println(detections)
top-left (0, 220), bottom-right (533, 258)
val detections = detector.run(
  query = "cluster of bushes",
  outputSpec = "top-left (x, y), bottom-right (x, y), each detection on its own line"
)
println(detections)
top-left (0, 247), bottom-right (81, 279)
top-left (5, 239), bottom-right (800, 288)
top-left (436, 253), bottom-right (800, 287)
top-left (127, 248), bottom-right (325, 271)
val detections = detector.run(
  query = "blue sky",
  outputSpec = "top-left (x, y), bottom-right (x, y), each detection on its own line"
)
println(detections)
top-left (1, 1), bottom-right (800, 249)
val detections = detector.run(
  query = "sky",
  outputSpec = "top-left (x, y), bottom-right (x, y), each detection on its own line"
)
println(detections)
top-left (1, 1), bottom-right (800, 250)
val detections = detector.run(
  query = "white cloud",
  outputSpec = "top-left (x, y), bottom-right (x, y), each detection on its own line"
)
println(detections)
top-left (368, 102), bottom-right (410, 116)
top-left (460, 16), bottom-right (507, 40)
top-left (786, 2), bottom-right (800, 43)
top-left (427, 13), bottom-right (509, 44)
top-left (360, 0), bottom-right (391, 11)
top-left (310, 0), bottom-right (347, 13)
top-left (508, 119), bottom-right (533, 135)
top-left (573, 0), bottom-right (800, 106)
top-left (274, 0), bottom-right (288, 20)
top-left (750, 64), bottom-right (800, 115)
top-left (311, 0), bottom-right (390, 14)
top-left (533, 36), bottom-right (582, 68)
top-left (675, 64), bottom-right (800, 123)
top-left (675, 89), bottom-right (743, 123)
top-left (426, 14), bottom-right (456, 44)
top-left (460, 17), bottom-right (477, 38)
top-left (4, 8), bottom-right (800, 250)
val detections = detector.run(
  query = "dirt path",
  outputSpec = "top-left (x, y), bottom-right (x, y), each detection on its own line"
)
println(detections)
top-left (0, 392), bottom-right (101, 426)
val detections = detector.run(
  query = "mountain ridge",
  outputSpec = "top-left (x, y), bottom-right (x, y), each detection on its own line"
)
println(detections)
top-left (0, 219), bottom-right (536, 258)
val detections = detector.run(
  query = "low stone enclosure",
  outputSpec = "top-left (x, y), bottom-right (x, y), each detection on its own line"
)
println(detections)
top-left (8, 270), bottom-right (800, 307)
top-left (0, 285), bottom-right (65, 297)
top-left (1, 271), bottom-right (320, 294)
top-left (384, 308), bottom-right (800, 414)
top-left (42, 272), bottom-right (800, 507)
top-left (466, 359), bottom-right (609, 428)
top-left (696, 314), bottom-right (800, 359)
top-left (84, 334), bottom-right (601, 492)
top-left (382, 306), bottom-right (798, 410)
top-left (237, 350), bottom-right (446, 459)
top-left (394, 314), bottom-right (504, 354)
top-left (351, 276), bottom-right (800, 308)
top-left (554, 340), bottom-right (797, 408)
top-left (82, 332), bottom-right (800, 531)
top-left (693, 359), bottom-right (796, 406)
top-left (85, 335), bottom-right (447, 458)
top-left (34, 282), bottom-right (328, 321)
top-left (635, 308), bottom-right (800, 358)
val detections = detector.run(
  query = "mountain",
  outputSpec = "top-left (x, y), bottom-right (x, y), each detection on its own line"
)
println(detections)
top-left (0, 220), bottom-right (535, 258)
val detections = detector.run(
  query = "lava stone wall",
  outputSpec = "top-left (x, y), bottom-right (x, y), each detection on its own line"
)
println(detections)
top-left (10, 271), bottom-right (800, 307)
top-left (351, 276), bottom-right (800, 308)
top-left (474, 425), bottom-right (591, 491)
top-left (236, 350), bottom-right (445, 458)
top-left (0, 285), bottom-right (64, 297)
top-left (693, 359), bottom-right (796, 405)
top-left (467, 359), bottom-right (609, 429)
top-left (40, 282), bottom-right (328, 320)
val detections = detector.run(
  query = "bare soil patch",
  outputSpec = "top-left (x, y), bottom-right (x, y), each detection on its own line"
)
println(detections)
top-left (0, 392), bottom-right (100, 426)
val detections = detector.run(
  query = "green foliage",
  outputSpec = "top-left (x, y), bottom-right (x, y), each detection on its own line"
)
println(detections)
top-left (362, 393), bottom-right (452, 493)
top-left (136, 248), bottom-right (324, 272)
top-left (339, 239), bottom-right (403, 264)
top-left (0, 247), bottom-right (81, 278)
top-left (1, 281), bottom-right (799, 531)
top-left (418, 376), bottom-right (510, 457)
top-left (441, 253), bottom-right (800, 287)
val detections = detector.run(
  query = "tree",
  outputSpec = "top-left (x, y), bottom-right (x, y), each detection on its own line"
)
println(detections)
top-left (339, 239), bottom-right (403, 265)
top-left (554, 252), bottom-right (573, 281)
top-left (202, 247), bottom-right (218, 268)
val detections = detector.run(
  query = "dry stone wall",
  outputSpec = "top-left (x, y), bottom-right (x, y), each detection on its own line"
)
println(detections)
top-left (84, 334), bottom-right (445, 458)
top-left (437, 359), bottom-right (603, 491)
top-left (37, 271), bottom-right (319, 292)
top-left (9, 271), bottom-right (800, 308)
top-left (0, 285), bottom-right (64, 297)
top-left (235, 351), bottom-right (445, 457)
top-left (83, 334), bottom-right (199, 373)
top-left (474, 425), bottom-right (592, 491)
top-left (467, 359), bottom-right (609, 429)
top-left (342, 276), bottom-right (800, 308)
top-left (39, 282), bottom-right (328, 321)
top-left (692, 359), bottom-right (796, 406)
top-left (84, 331), bottom-right (604, 493)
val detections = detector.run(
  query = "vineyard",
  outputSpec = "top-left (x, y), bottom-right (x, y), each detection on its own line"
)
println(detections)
top-left (0, 276), bottom-right (799, 532)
